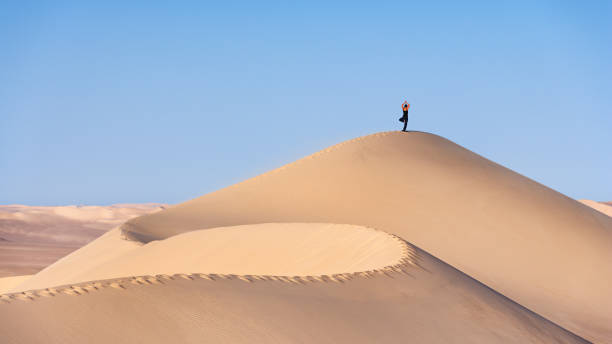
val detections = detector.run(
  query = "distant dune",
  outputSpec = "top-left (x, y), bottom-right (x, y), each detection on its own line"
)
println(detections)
top-left (580, 199), bottom-right (612, 218)
top-left (0, 204), bottom-right (164, 277)
top-left (1, 131), bottom-right (610, 343)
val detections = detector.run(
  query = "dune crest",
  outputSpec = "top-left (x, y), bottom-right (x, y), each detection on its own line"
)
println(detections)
top-left (0, 275), bottom-right (32, 294)
top-left (10, 223), bottom-right (413, 292)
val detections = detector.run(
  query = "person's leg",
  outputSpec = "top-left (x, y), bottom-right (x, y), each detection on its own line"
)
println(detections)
top-left (402, 115), bottom-right (408, 131)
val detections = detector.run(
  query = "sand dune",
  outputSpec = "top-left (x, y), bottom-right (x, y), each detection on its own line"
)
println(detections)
top-left (1, 131), bottom-right (609, 343)
top-left (580, 199), bottom-right (612, 217)
top-left (0, 275), bottom-right (31, 294)
top-left (13, 223), bottom-right (408, 291)
top-left (0, 243), bottom-right (585, 343)
top-left (0, 204), bottom-right (164, 277)
top-left (0, 204), bottom-right (165, 245)
top-left (120, 131), bottom-right (612, 342)
top-left (0, 242), bottom-right (79, 277)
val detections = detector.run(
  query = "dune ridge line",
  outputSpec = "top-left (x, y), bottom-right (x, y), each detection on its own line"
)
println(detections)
top-left (225, 131), bottom-right (397, 190)
top-left (120, 131), bottom-right (398, 241)
top-left (0, 230), bottom-right (420, 303)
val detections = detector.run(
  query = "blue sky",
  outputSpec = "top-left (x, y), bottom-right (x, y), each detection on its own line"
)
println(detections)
top-left (1, 1), bottom-right (610, 205)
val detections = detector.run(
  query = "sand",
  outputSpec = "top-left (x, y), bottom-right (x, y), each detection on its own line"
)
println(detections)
top-left (580, 199), bottom-right (612, 218)
top-left (0, 244), bottom-right (585, 344)
top-left (0, 242), bottom-right (78, 277)
top-left (0, 204), bottom-right (165, 245)
top-left (0, 275), bottom-right (31, 294)
top-left (13, 223), bottom-right (407, 291)
top-left (1, 131), bottom-right (609, 343)
top-left (0, 204), bottom-right (164, 277)
top-left (120, 131), bottom-right (612, 342)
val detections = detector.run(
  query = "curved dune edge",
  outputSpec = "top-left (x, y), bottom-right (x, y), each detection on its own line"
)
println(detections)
top-left (0, 237), bottom-right (420, 303)
top-left (1, 223), bottom-right (420, 300)
top-left (122, 132), bottom-right (398, 243)
top-left (106, 223), bottom-right (409, 279)
top-left (0, 275), bottom-right (32, 294)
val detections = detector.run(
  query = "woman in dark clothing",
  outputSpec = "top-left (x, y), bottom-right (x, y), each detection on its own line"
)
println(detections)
top-left (400, 101), bottom-right (410, 132)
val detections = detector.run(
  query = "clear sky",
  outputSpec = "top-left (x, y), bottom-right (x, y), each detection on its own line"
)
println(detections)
top-left (1, 1), bottom-right (610, 205)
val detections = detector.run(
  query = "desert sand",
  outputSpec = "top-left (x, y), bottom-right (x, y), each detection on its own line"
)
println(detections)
top-left (1, 245), bottom-right (585, 344)
top-left (12, 223), bottom-right (407, 290)
top-left (580, 199), bottom-right (612, 218)
top-left (118, 131), bottom-right (612, 342)
top-left (0, 275), bottom-right (31, 294)
top-left (1, 131), bottom-right (610, 343)
top-left (0, 204), bottom-right (164, 277)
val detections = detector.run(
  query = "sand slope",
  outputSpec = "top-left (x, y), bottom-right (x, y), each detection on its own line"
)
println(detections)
top-left (580, 199), bottom-right (612, 218)
top-left (0, 245), bottom-right (586, 344)
top-left (120, 131), bottom-right (612, 342)
top-left (0, 275), bottom-right (31, 294)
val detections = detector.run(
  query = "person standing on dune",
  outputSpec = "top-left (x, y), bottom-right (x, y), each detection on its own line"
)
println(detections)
top-left (399, 101), bottom-right (410, 132)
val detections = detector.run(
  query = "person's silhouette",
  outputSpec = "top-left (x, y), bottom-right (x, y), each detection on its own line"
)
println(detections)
top-left (400, 101), bottom-right (410, 132)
